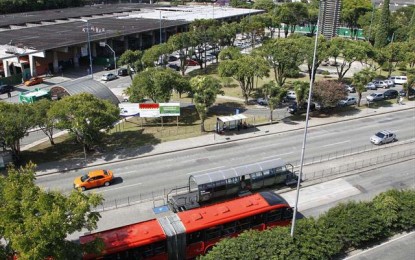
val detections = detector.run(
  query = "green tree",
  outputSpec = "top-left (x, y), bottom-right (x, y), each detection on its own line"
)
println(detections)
top-left (261, 81), bottom-right (287, 121)
top-left (189, 76), bottom-right (224, 132)
top-left (0, 102), bottom-right (34, 162)
top-left (293, 80), bottom-right (309, 105)
top-left (129, 67), bottom-right (184, 103)
top-left (352, 68), bottom-right (376, 106)
top-left (0, 163), bottom-right (103, 259)
top-left (259, 37), bottom-right (303, 86)
top-left (341, 0), bottom-right (372, 39)
top-left (383, 41), bottom-right (408, 77)
top-left (253, 0), bottom-right (275, 12)
top-left (313, 80), bottom-right (348, 109)
top-left (297, 35), bottom-right (330, 82)
top-left (167, 32), bottom-right (193, 75)
top-left (277, 2), bottom-right (308, 38)
top-left (218, 52), bottom-right (269, 104)
top-left (31, 99), bottom-right (56, 145)
top-left (305, 0), bottom-right (320, 35)
top-left (374, 0), bottom-right (391, 48)
top-left (118, 50), bottom-right (144, 79)
top-left (240, 15), bottom-right (267, 47)
top-left (409, 8), bottom-right (415, 41)
top-left (328, 38), bottom-right (371, 81)
top-left (141, 43), bottom-right (172, 68)
top-left (217, 21), bottom-right (240, 48)
top-left (48, 93), bottom-right (119, 152)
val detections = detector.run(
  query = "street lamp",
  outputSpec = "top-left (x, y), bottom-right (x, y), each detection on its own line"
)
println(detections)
top-left (100, 42), bottom-right (117, 75)
top-left (81, 19), bottom-right (93, 79)
top-left (290, 0), bottom-right (323, 237)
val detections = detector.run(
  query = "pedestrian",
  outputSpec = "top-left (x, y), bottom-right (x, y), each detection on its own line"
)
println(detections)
top-left (399, 96), bottom-right (403, 105)
top-left (7, 91), bottom-right (11, 98)
top-left (396, 96), bottom-right (400, 104)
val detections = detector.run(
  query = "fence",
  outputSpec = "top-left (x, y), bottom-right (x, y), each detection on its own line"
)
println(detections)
top-left (93, 141), bottom-right (415, 212)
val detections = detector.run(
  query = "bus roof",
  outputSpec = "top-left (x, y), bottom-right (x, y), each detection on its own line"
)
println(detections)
top-left (190, 158), bottom-right (286, 186)
top-left (79, 219), bottom-right (166, 258)
top-left (177, 192), bottom-right (289, 233)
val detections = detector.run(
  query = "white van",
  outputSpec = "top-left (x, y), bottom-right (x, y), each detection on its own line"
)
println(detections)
top-left (389, 76), bottom-right (407, 85)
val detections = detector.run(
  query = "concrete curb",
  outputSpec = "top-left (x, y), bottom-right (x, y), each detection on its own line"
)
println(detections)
top-left (35, 105), bottom-right (414, 176)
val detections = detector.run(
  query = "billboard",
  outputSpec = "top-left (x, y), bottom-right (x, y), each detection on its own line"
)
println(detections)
top-left (119, 103), bottom-right (180, 117)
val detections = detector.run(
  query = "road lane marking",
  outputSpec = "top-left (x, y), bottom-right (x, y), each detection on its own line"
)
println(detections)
top-left (263, 152), bottom-right (294, 160)
top-left (322, 140), bottom-right (350, 147)
top-left (186, 166), bottom-right (226, 175)
top-left (96, 182), bottom-right (142, 193)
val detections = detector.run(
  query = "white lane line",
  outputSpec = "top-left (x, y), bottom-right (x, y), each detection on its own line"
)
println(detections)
top-left (322, 140), bottom-right (350, 147)
top-left (186, 166), bottom-right (226, 175)
top-left (262, 152), bottom-right (294, 160)
top-left (96, 182), bottom-right (142, 193)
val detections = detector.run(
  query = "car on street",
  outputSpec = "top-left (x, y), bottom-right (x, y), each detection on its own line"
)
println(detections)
top-left (186, 59), bottom-right (199, 66)
top-left (389, 75), bottom-right (407, 85)
top-left (383, 89), bottom-right (399, 99)
top-left (167, 63), bottom-right (180, 71)
top-left (101, 73), bottom-right (117, 81)
top-left (399, 87), bottom-right (415, 97)
top-left (365, 83), bottom-right (377, 90)
top-left (104, 63), bottom-right (115, 71)
top-left (372, 80), bottom-right (389, 89)
top-left (168, 55), bottom-right (178, 62)
top-left (73, 169), bottom-right (114, 191)
top-left (0, 84), bottom-right (13, 94)
top-left (288, 101), bottom-right (315, 114)
top-left (24, 76), bottom-right (44, 86)
top-left (345, 84), bottom-right (356, 93)
top-left (370, 130), bottom-right (396, 145)
top-left (257, 98), bottom-right (268, 106)
top-left (366, 92), bottom-right (384, 102)
top-left (384, 79), bottom-right (395, 88)
top-left (338, 96), bottom-right (357, 106)
top-left (117, 68), bottom-right (129, 76)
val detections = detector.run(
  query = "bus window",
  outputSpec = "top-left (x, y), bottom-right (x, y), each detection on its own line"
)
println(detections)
top-left (222, 222), bottom-right (237, 236)
top-left (265, 209), bottom-right (283, 223)
top-left (235, 217), bottom-right (252, 232)
top-left (283, 207), bottom-right (294, 220)
top-left (205, 226), bottom-right (222, 240)
top-left (187, 231), bottom-right (204, 244)
top-left (263, 169), bottom-right (276, 187)
top-left (250, 171), bottom-right (264, 190)
top-left (226, 177), bottom-right (240, 196)
top-left (251, 214), bottom-right (264, 226)
top-left (213, 180), bottom-right (226, 192)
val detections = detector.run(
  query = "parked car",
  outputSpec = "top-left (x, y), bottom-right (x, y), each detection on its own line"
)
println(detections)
top-left (288, 101), bottom-right (315, 114)
top-left (24, 76), bottom-right (44, 86)
top-left (383, 89), bottom-right (399, 99)
top-left (399, 87), bottom-right (415, 97)
top-left (101, 73), bottom-right (117, 81)
top-left (366, 92), bottom-right (384, 102)
top-left (372, 80), bottom-right (389, 89)
top-left (117, 68), bottom-right (129, 76)
top-left (389, 75), bottom-right (407, 85)
top-left (168, 55), bottom-right (178, 62)
top-left (345, 84), bottom-right (356, 93)
top-left (338, 96), bottom-right (357, 106)
top-left (285, 90), bottom-right (297, 101)
top-left (186, 59), bottom-right (199, 66)
top-left (167, 63), bottom-right (180, 71)
top-left (0, 84), bottom-right (13, 94)
top-left (365, 83), bottom-right (377, 90)
top-left (384, 79), bottom-right (395, 88)
top-left (104, 63), bottom-right (115, 71)
top-left (73, 169), bottom-right (114, 191)
top-left (257, 98), bottom-right (268, 106)
top-left (370, 130), bottom-right (396, 145)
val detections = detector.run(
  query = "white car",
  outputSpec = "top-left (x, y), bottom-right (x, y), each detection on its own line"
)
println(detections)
top-left (286, 90), bottom-right (297, 100)
top-left (101, 73), bottom-right (117, 81)
top-left (370, 130), bottom-right (396, 145)
top-left (257, 98), bottom-right (268, 106)
top-left (389, 76), bottom-right (407, 85)
top-left (338, 97), bottom-right (357, 106)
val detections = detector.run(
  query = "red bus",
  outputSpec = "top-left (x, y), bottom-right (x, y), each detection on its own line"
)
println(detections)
top-left (80, 191), bottom-right (293, 259)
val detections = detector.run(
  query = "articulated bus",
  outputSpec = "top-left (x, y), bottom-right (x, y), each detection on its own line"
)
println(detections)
top-left (80, 192), bottom-right (293, 259)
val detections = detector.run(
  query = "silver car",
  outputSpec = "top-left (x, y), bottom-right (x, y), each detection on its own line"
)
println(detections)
top-left (370, 130), bottom-right (396, 145)
top-left (366, 93), bottom-right (384, 102)
top-left (338, 97), bottom-right (357, 106)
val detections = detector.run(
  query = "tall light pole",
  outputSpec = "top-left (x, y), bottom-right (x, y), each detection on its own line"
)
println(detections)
top-left (159, 10), bottom-right (162, 44)
top-left (82, 19), bottom-right (93, 79)
top-left (100, 42), bottom-right (116, 75)
top-left (290, 0), bottom-right (323, 238)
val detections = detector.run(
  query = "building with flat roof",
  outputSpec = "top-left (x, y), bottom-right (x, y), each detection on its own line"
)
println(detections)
top-left (0, 4), bottom-right (262, 81)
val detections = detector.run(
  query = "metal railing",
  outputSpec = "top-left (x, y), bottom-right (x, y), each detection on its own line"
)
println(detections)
top-left (93, 143), bottom-right (415, 212)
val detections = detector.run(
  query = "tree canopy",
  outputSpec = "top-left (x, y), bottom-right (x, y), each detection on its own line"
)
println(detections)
top-left (0, 163), bottom-right (103, 259)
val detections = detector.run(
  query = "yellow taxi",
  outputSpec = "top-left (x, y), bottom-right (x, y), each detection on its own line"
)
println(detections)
top-left (73, 169), bottom-right (114, 191)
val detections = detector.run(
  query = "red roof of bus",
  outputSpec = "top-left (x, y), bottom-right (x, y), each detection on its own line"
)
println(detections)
top-left (177, 193), bottom-right (289, 233)
top-left (79, 219), bottom-right (166, 258)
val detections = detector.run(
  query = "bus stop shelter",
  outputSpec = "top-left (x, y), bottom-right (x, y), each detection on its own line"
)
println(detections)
top-left (216, 114), bottom-right (247, 132)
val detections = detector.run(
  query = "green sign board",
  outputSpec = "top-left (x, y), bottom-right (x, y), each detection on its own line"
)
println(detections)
top-left (159, 103), bottom-right (180, 116)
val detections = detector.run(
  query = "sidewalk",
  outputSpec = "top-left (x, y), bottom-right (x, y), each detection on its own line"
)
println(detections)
top-left (35, 101), bottom-right (415, 175)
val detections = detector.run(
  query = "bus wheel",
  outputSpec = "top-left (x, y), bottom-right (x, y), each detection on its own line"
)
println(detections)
top-left (204, 246), bottom-right (214, 255)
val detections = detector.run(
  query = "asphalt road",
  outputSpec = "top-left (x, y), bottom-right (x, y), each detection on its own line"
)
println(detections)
top-left (35, 109), bottom-right (415, 203)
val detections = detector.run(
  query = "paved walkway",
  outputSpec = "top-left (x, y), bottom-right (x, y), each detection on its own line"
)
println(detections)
top-left (35, 101), bottom-right (415, 176)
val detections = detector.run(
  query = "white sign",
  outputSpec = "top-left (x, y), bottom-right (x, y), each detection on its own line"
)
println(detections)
top-left (119, 103), bottom-right (140, 117)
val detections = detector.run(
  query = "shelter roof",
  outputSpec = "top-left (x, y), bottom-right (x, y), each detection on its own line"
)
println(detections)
top-left (217, 114), bottom-right (247, 123)
top-left (51, 78), bottom-right (119, 105)
top-left (190, 158), bottom-right (287, 186)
